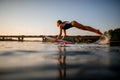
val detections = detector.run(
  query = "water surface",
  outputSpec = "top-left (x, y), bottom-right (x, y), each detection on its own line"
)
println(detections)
top-left (0, 42), bottom-right (120, 80)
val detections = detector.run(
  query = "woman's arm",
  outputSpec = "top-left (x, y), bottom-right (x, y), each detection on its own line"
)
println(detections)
top-left (62, 30), bottom-right (66, 39)
top-left (57, 28), bottom-right (62, 39)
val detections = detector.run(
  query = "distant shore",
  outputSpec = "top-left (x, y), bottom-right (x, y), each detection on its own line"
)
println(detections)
top-left (0, 35), bottom-right (100, 43)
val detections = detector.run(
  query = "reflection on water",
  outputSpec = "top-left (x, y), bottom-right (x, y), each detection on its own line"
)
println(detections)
top-left (0, 42), bottom-right (120, 80)
top-left (58, 46), bottom-right (66, 80)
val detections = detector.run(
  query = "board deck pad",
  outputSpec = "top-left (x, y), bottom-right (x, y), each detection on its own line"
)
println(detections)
top-left (45, 36), bottom-right (74, 44)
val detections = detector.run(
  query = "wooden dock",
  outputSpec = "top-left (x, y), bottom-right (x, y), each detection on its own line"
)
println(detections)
top-left (0, 35), bottom-right (45, 41)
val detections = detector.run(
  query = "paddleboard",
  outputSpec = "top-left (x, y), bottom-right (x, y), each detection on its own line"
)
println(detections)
top-left (45, 36), bottom-right (74, 44)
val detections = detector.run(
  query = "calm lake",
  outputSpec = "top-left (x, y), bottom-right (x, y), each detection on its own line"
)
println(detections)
top-left (0, 42), bottom-right (120, 80)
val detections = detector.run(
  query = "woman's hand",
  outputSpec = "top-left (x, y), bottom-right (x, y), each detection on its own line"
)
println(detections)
top-left (61, 36), bottom-right (65, 40)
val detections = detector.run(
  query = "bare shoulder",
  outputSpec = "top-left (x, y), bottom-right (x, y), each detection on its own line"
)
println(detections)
top-left (60, 23), bottom-right (65, 28)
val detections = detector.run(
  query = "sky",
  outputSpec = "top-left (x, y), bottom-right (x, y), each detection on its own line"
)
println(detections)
top-left (0, 0), bottom-right (120, 36)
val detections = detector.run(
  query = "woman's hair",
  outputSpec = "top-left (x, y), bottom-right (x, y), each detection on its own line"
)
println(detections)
top-left (57, 20), bottom-right (62, 24)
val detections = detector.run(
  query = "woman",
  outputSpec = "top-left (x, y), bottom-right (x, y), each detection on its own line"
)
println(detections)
top-left (56, 20), bottom-right (103, 39)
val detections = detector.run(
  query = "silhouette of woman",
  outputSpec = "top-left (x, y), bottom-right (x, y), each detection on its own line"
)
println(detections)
top-left (56, 20), bottom-right (103, 39)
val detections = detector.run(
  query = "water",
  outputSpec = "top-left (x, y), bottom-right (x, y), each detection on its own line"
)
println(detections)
top-left (0, 42), bottom-right (120, 80)
top-left (95, 34), bottom-right (110, 45)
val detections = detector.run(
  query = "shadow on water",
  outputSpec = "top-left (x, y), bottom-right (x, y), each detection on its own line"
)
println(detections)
top-left (0, 44), bottom-right (120, 80)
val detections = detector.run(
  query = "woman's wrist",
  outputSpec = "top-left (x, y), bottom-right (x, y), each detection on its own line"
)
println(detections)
top-left (57, 36), bottom-right (59, 39)
top-left (62, 36), bottom-right (65, 40)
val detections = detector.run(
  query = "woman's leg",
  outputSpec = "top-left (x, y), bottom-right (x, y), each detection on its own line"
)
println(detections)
top-left (71, 21), bottom-right (103, 36)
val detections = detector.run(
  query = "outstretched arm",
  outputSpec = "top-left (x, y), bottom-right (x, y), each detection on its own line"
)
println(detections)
top-left (62, 30), bottom-right (66, 39)
top-left (57, 28), bottom-right (62, 39)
